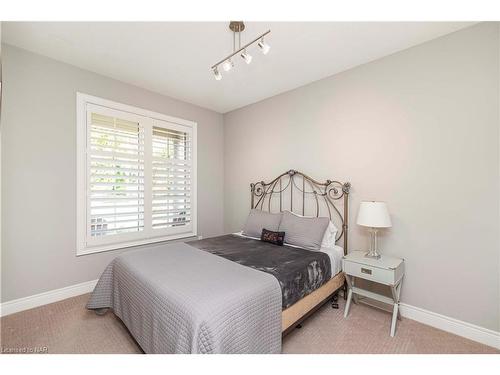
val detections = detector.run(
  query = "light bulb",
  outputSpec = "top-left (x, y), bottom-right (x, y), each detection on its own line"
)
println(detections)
top-left (222, 59), bottom-right (234, 72)
top-left (241, 50), bottom-right (252, 64)
top-left (258, 38), bottom-right (270, 55)
top-left (213, 67), bottom-right (222, 80)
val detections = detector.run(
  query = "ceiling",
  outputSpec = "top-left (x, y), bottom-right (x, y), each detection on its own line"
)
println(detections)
top-left (2, 22), bottom-right (474, 113)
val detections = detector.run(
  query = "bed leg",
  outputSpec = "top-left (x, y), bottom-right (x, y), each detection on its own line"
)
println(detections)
top-left (343, 282), bottom-right (348, 300)
top-left (94, 308), bottom-right (109, 316)
top-left (331, 292), bottom-right (339, 309)
top-left (296, 324), bottom-right (302, 329)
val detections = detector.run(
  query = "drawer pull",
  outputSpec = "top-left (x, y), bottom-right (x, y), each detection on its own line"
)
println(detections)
top-left (361, 268), bottom-right (372, 275)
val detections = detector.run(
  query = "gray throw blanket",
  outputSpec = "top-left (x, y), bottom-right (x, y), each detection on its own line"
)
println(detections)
top-left (86, 242), bottom-right (282, 354)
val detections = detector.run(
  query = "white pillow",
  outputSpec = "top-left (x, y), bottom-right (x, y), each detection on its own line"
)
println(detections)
top-left (287, 211), bottom-right (338, 249)
top-left (321, 221), bottom-right (338, 249)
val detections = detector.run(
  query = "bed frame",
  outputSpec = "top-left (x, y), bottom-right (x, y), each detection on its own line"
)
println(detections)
top-left (250, 169), bottom-right (351, 335)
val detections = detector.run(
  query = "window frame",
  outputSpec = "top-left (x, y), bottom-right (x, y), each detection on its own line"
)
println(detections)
top-left (76, 93), bottom-right (197, 256)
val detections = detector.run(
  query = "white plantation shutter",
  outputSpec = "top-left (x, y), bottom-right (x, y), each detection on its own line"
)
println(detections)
top-left (152, 122), bottom-right (192, 232)
top-left (87, 108), bottom-right (145, 243)
top-left (77, 94), bottom-right (197, 255)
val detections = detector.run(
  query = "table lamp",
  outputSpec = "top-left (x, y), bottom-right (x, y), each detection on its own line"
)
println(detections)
top-left (356, 201), bottom-right (392, 259)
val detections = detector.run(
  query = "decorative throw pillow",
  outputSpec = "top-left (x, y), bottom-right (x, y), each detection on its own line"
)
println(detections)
top-left (278, 211), bottom-right (330, 251)
top-left (261, 228), bottom-right (285, 246)
top-left (242, 209), bottom-right (283, 237)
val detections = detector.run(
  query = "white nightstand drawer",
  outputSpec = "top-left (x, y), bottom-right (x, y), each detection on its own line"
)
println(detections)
top-left (343, 260), bottom-right (396, 285)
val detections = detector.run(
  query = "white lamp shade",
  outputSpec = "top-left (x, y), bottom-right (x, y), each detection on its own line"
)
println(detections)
top-left (356, 201), bottom-right (392, 228)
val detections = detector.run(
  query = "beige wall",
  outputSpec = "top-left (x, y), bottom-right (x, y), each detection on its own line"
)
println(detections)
top-left (224, 23), bottom-right (500, 331)
top-left (1, 44), bottom-right (225, 302)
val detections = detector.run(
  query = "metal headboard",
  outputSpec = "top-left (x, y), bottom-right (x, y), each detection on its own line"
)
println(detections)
top-left (250, 170), bottom-right (351, 255)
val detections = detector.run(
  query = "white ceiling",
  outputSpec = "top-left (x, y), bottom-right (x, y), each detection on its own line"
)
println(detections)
top-left (2, 22), bottom-right (474, 113)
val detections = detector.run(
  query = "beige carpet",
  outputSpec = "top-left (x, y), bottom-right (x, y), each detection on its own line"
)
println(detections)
top-left (1, 293), bottom-right (497, 354)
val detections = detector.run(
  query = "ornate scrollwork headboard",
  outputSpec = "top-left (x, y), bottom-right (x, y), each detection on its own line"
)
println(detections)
top-left (250, 170), bottom-right (351, 255)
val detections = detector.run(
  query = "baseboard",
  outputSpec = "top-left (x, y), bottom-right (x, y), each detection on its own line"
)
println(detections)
top-left (0, 279), bottom-right (98, 317)
top-left (399, 303), bottom-right (500, 350)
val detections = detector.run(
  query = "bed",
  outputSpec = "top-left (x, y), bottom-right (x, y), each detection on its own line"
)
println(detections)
top-left (87, 169), bottom-right (351, 353)
top-left (247, 170), bottom-right (350, 335)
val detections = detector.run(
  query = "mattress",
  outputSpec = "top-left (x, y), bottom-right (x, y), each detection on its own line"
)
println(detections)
top-left (188, 234), bottom-right (333, 309)
top-left (233, 231), bottom-right (344, 277)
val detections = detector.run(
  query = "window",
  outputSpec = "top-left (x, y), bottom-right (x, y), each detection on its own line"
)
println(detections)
top-left (77, 93), bottom-right (197, 255)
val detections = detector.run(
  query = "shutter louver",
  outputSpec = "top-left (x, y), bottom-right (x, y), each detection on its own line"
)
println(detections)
top-left (152, 124), bottom-right (191, 230)
top-left (88, 112), bottom-right (145, 238)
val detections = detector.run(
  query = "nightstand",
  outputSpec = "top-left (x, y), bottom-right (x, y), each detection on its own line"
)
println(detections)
top-left (342, 251), bottom-right (405, 337)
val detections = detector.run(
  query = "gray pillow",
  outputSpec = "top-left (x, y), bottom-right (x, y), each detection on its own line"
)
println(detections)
top-left (242, 209), bottom-right (282, 237)
top-left (278, 211), bottom-right (330, 251)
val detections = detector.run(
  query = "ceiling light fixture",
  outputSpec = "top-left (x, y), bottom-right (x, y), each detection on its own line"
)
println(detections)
top-left (211, 21), bottom-right (270, 80)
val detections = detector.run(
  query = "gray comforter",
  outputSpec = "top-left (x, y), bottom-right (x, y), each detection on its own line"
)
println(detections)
top-left (86, 242), bottom-right (282, 354)
top-left (189, 234), bottom-right (331, 308)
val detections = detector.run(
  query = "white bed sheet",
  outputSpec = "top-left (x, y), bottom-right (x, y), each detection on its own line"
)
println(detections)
top-left (232, 232), bottom-right (343, 278)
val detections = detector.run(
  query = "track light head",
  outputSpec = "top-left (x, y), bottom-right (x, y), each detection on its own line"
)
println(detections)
top-left (240, 50), bottom-right (252, 64)
top-left (222, 59), bottom-right (234, 72)
top-left (258, 38), bottom-right (270, 55)
top-left (213, 67), bottom-right (222, 80)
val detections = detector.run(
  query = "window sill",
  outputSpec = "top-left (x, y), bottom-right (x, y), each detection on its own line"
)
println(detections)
top-left (76, 232), bottom-right (198, 256)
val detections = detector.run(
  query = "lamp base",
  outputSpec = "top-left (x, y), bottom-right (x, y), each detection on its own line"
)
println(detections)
top-left (365, 228), bottom-right (381, 259)
top-left (365, 250), bottom-right (381, 259)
